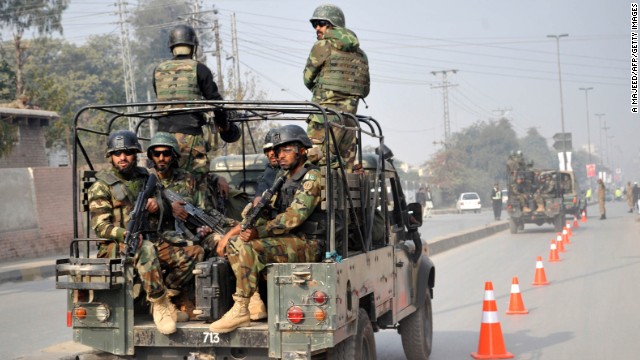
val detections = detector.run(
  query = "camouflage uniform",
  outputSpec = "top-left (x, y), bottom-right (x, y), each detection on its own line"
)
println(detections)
top-left (88, 166), bottom-right (167, 299)
top-left (304, 27), bottom-right (370, 171)
top-left (155, 167), bottom-right (205, 289)
top-left (226, 161), bottom-right (323, 298)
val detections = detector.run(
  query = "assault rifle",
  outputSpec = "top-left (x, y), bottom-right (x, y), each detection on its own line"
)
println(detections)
top-left (123, 173), bottom-right (158, 258)
top-left (241, 171), bottom-right (288, 232)
top-left (163, 189), bottom-right (227, 239)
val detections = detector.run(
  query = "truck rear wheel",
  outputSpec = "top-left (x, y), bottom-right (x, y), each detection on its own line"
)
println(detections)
top-left (509, 218), bottom-right (518, 234)
top-left (326, 308), bottom-right (376, 360)
top-left (399, 289), bottom-right (433, 360)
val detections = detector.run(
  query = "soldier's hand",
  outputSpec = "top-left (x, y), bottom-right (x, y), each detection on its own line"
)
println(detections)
top-left (146, 198), bottom-right (159, 214)
top-left (239, 228), bottom-right (257, 242)
top-left (197, 226), bottom-right (213, 238)
top-left (216, 234), bottom-right (230, 257)
top-left (217, 177), bottom-right (230, 199)
top-left (171, 200), bottom-right (188, 221)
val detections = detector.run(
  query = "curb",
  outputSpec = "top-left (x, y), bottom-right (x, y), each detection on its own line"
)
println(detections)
top-left (428, 221), bottom-right (509, 256)
top-left (0, 259), bottom-right (58, 285)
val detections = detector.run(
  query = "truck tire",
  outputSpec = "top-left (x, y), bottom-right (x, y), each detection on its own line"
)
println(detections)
top-left (399, 289), bottom-right (433, 360)
top-left (509, 218), bottom-right (518, 234)
top-left (326, 308), bottom-right (376, 360)
top-left (554, 213), bottom-right (564, 232)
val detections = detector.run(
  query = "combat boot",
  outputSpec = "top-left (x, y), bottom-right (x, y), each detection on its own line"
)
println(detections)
top-left (149, 292), bottom-right (178, 335)
top-left (522, 206), bottom-right (532, 213)
top-left (166, 289), bottom-right (190, 322)
top-left (536, 204), bottom-right (546, 213)
top-left (249, 290), bottom-right (267, 320)
top-left (208, 295), bottom-right (251, 333)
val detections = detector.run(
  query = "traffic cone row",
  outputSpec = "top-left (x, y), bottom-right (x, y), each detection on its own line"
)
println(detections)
top-left (472, 211), bottom-right (586, 358)
top-left (581, 210), bottom-right (587, 222)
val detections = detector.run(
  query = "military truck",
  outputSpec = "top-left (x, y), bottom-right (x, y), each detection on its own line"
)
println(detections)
top-left (55, 101), bottom-right (435, 360)
top-left (506, 155), bottom-right (569, 233)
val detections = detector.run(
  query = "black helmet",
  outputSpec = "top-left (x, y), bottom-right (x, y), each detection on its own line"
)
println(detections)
top-left (106, 130), bottom-right (142, 157)
top-left (168, 24), bottom-right (198, 49)
top-left (272, 125), bottom-right (313, 149)
top-left (147, 132), bottom-right (180, 158)
top-left (263, 128), bottom-right (278, 150)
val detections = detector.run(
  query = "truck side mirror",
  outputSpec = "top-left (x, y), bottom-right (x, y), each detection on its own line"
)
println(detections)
top-left (406, 202), bottom-right (423, 230)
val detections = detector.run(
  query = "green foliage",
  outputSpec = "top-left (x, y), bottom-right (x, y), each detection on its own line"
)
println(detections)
top-left (519, 127), bottom-right (555, 168)
top-left (0, 121), bottom-right (18, 157)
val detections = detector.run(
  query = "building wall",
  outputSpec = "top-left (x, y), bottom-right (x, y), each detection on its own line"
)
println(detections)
top-left (0, 167), bottom-right (73, 260)
top-left (0, 123), bottom-right (48, 168)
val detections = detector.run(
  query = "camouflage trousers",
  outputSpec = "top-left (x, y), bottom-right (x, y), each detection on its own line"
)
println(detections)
top-left (97, 240), bottom-right (166, 299)
top-left (226, 234), bottom-right (319, 298)
top-left (174, 132), bottom-right (209, 176)
top-left (307, 93), bottom-right (359, 171)
top-left (155, 240), bottom-right (204, 290)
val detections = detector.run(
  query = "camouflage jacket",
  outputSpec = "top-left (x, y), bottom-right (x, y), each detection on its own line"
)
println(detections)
top-left (255, 161), bottom-right (322, 238)
top-left (88, 166), bottom-right (150, 242)
top-left (157, 167), bottom-right (198, 230)
top-left (303, 27), bottom-right (370, 98)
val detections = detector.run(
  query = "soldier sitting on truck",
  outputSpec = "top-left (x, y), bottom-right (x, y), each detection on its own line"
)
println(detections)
top-left (510, 172), bottom-right (532, 213)
top-left (88, 130), bottom-right (182, 335)
top-left (208, 125), bottom-right (324, 333)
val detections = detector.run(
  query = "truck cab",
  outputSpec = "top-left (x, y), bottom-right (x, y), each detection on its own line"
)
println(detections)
top-left (55, 101), bottom-right (435, 360)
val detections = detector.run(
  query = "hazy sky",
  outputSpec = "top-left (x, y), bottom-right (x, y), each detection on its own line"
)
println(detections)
top-left (49, 1), bottom-right (640, 178)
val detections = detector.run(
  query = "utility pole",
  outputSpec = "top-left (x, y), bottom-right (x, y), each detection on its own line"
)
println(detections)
top-left (116, 0), bottom-right (137, 130)
top-left (594, 113), bottom-right (605, 166)
top-left (602, 120), bottom-right (611, 169)
top-left (212, 6), bottom-right (224, 94)
top-left (579, 87), bottom-right (594, 188)
top-left (230, 13), bottom-right (241, 100)
top-left (431, 69), bottom-right (458, 144)
top-left (548, 33), bottom-right (569, 170)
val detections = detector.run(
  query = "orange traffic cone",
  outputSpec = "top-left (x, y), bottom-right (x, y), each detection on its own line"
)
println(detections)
top-left (562, 228), bottom-right (571, 245)
top-left (573, 215), bottom-right (579, 228)
top-left (506, 277), bottom-right (529, 315)
top-left (556, 233), bottom-right (566, 252)
top-left (581, 210), bottom-right (587, 222)
top-left (532, 256), bottom-right (550, 285)
top-left (565, 222), bottom-right (573, 236)
top-left (548, 239), bottom-right (561, 262)
top-left (471, 281), bottom-right (514, 359)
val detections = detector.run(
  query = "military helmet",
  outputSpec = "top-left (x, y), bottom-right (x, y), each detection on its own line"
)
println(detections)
top-left (272, 125), bottom-right (313, 149)
top-left (168, 24), bottom-right (198, 49)
top-left (263, 128), bottom-right (278, 150)
top-left (310, 4), bottom-right (345, 27)
top-left (106, 130), bottom-right (142, 157)
top-left (147, 132), bottom-right (180, 158)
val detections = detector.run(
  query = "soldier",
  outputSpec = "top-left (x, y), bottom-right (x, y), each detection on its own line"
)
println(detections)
top-left (510, 173), bottom-right (531, 213)
top-left (88, 130), bottom-right (178, 334)
top-left (253, 128), bottom-right (281, 206)
top-left (304, 4), bottom-right (370, 171)
top-left (597, 178), bottom-right (606, 220)
top-left (153, 24), bottom-right (241, 175)
top-left (208, 125), bottom-right (324, 333)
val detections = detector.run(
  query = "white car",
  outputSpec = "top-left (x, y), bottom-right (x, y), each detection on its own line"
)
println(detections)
top-left (456, 192), bottom-right (482, 213)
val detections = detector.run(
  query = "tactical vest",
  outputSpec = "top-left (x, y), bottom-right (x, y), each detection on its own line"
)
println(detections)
top-left (95, 168), bottom-right (148, 229)
top-left (276, 163), bottom-right (326, 236)
top-left (154, 59), bottom-right (205, 134)
top-left (316, 47), bottom-right (369, 97)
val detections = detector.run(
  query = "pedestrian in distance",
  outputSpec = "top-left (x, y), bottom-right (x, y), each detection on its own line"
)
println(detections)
top-left (425, 186), bottom-right (434, 218)
top-left (303, 4), bottom-right (370, 171)
top-left (153, 24), bottom-right (241, 175)
top-left (416, 186), bottom-right (427, 217)
top-left (597, 178), bottom-right (606, 220)
top-left (491, 183), bottom-right (502, 221)
top-left (632, 182), bottom-right (639, 213)
top-left (208, 125), bottom-right (325, 334)
top-left (627, 181), bottom-right (634, 213)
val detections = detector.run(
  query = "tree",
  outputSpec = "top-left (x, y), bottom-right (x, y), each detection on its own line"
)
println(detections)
top-left (0, 0), bottom-right (69, 96)
top-left (519, 127), bottom-right (555, 169)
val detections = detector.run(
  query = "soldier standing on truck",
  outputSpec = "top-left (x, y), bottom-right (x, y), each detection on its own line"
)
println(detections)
top-left (208, 125), bottom-right (324, 333)
top-left (303, 4), bottom-right (370, 171)
top-left (88, 130), bottom-right (180, 334)
top-left (153, 24), bottom-right (241, 175)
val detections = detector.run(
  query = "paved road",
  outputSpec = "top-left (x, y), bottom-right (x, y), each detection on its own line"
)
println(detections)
top-left (375, 200), bottom-right (639, 359)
